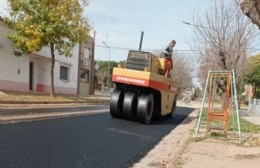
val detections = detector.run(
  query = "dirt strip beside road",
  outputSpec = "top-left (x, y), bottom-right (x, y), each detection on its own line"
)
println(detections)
top-left (132, 109), bottom-right (198, 168)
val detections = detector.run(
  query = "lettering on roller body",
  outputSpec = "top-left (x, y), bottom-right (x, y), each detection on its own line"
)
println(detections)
top-left (115, 76), bottom-right (146, 85)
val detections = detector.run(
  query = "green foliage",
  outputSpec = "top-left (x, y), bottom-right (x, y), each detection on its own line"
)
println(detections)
top-left (6, 0), bottom-right (90, 56)
top-left (118, 60), bottom-right (126, 68)
top-left (200, 108), bottom-right (260, 133)
top-left (95, 61), bottom-right (120, 90)
top-left (255, 88), bottom-right (260, 99)
top-left (209, 132), bottom-right (227, 138)
top-left (96, 61), bottom-right (118, 74)
top-left (243, 54), bottom-right (260, 85)
top-left (230, 118), bottom-right (260, 133)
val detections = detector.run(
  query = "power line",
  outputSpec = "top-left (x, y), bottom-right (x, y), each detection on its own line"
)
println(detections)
top-left (96, 44), bottom-right (133, 51)
top-left (95, 44), bottom-right (260, 53)
top-left (95, 44), bottom-right (201, 52)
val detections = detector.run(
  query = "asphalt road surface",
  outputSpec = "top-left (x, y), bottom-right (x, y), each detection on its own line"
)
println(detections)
top-left (0, 107), bottom-right (194, 168)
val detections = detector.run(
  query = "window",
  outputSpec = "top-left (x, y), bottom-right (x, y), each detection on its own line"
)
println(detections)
top-left (80, 57), bottom-right (87, 66)
top-left (84, 48), bottom-right (90, 59)
top-left (60, 66), bottom-right (69, 80)
top-left (80, 69), bottom-right (89, 83)
top-left (80, 48), bottom-right (90, 66)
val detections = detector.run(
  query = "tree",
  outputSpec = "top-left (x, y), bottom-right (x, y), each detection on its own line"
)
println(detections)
top-left (243, 54), bottom-right (260, 86)
top-left (152, 51), bottom-right (194, 88)
top-left (171, 52), bottom-right (193, 88)
top-left (6, 0), bottom-right (90, 96)
top-left (118, 60), bottom-right (126, 68)
top-left (240, 0), bottom-right (260, 28)
top-left (95, 60), bottom-right (118, 91)
top-left (189, 0), bottom-right (258, 86)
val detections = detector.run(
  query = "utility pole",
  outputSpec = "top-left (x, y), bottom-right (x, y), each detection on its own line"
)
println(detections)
top-left (103, 41), bottom-right (111, 93)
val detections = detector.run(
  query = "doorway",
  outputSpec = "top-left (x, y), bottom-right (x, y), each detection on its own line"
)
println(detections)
top-left (29, 62), bottom-right (33, 90)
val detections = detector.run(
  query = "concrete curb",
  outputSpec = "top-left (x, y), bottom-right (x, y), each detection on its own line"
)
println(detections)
top-left (0, 109), bottom-right (110, 124)
top-left (0, 104), bottom-right (109, 123)
top-left (0, 105), bottom-right (108, 116)
top-left (0, 99), bottom-right (110, 104)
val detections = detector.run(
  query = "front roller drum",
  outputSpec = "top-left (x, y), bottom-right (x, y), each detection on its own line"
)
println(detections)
top-left (137, 93), bottom-right (154, 124)
top-left (123, 91), bottom-right (137, 120)
top-left (110, 88), bottom-right (124, 118)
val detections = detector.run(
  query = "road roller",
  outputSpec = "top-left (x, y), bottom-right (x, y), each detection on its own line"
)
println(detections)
top-left (110, 50), bottom-right (179, 124)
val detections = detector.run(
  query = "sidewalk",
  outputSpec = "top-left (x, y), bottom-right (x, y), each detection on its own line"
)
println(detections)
top-left (1, 95), bottom-right (260, 125)
top-left (0, 92), bottom-right (110, 123)
top-left (240, 109), bottom-right (260, 126)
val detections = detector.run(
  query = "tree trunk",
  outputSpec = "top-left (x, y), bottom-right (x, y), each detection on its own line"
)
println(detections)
top-left (240, 0), bottom-right (260, 28)
top-left (50, 43), bottom-right (56, 97)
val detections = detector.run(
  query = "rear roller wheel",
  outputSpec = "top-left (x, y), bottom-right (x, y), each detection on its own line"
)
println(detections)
top-left (123, 91), bottom-right (137, 120)
top-left (110, 88), bottom-right (124, 118)
top-left (137, 93), bottom-right (154, 124)
top-left (167, 98), bottom-right (177, 118)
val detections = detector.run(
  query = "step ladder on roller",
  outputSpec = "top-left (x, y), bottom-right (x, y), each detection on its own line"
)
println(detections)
top-left (195, 70), bottom-right (241, 141)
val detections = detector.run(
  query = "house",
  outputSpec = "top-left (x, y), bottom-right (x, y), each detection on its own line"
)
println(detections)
top-left (78, 36), bottom-right (95, 96)
top-left (0, 18), bottom-right (94, 96)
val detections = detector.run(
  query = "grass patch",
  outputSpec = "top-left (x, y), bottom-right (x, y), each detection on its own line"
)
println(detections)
top-left (198, 108), bottom-right (260, 134)
top-left (209, 132), bottom-right (227, 138)
top-left (234, 118), bottom-right (260, 133)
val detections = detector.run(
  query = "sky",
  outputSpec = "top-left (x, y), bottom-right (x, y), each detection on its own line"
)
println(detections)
top-left (0, 0), bottom-right (211, 62)
top-left (85, 0), bottom-right (211, 62)
top-left (1, 0), bottom-right (259, 88)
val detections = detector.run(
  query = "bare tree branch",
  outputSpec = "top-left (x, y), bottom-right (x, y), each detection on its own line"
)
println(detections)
top-left (189, 0), bottom-right (258, 86)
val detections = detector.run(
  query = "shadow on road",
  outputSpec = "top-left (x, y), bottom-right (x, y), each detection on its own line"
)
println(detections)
top-left (152, 107), bottom-right (195, 125)
top-left (0, 106), bottom-right (195, 168)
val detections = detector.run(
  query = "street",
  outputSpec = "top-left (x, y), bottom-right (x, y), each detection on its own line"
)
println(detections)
top-left (0, 106), bottom-right (194, 168)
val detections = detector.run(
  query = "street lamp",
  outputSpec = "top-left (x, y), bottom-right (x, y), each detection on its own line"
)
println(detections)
top-left (102, 41), bottom-right (111, 92)
top-left (184, 21), bottom-right (219, 109)
top-left (182, 21), bottom-right (216, 31)
top-left (183, 21), bottom-right (218, 70)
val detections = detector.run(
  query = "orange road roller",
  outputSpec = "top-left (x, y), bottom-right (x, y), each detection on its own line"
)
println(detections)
top-left (110, 50), bottom-right (179, 124)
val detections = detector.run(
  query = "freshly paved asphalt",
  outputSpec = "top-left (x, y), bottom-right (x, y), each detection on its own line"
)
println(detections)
top-left (0, 107), bottom-right (194, 168)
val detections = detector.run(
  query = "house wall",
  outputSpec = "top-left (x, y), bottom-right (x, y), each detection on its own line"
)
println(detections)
top-left (33, 45), bottom-right (79, 95)
top-left (79, 37), bottom-right (94, 96)
top-left (0, 20), bottom-right (79, 95)
top-left (0, 21), bottom-right (30, 92)
top-left (79, 45), bottom-right (90, 96)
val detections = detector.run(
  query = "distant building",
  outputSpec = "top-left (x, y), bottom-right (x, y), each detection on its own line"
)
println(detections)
top-left (78, 36), bottom-right (95, 95)
top-left (0, 17), bottom-right (94, 95)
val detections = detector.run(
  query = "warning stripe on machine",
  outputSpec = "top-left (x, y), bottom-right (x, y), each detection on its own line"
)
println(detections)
top-left (112, 75), bottom-right (177, 93)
